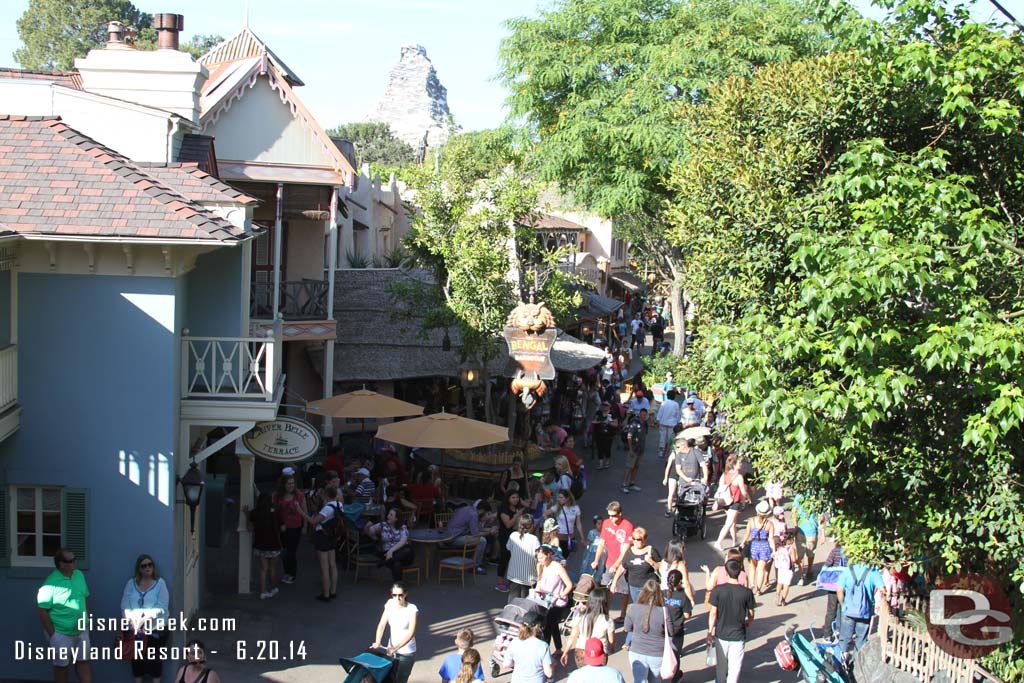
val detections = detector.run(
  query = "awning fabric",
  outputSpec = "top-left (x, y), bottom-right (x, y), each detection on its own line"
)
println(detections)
top-left (609, 271), bottom-right (645, 292)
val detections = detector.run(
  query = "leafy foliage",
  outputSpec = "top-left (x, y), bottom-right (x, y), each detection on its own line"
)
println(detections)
top-left (15, 0), bottom-right (154, 70)
top-left (181, 34), bottom-right (224, 60)
top-left (326, 122), bottom-right (419, 169)
top-left (665, 0), bottom-right (1024, 607)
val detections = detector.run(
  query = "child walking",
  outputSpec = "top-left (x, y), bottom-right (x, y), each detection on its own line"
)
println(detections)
top-left (774, 532), bottom-right (798, 606)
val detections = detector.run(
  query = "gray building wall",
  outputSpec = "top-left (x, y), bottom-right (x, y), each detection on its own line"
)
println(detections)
top-left (185, 247), bottom-right (244, 338)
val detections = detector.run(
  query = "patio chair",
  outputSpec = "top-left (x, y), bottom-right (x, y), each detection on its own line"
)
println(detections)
top-left (348, 527), bottom-right (381, 582)
top-left (438, 539), bottom-right (478, 587)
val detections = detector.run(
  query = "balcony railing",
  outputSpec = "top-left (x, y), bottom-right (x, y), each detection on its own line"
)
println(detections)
top-left (0, 344), bottom-right (16, 411)
top-left (181, 322), bottom-right (282, 402)
top-left (250, 280), bottom-right (329, 320)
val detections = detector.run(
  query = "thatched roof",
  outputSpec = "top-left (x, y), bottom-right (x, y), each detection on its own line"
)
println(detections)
top-left (307, 268), bottom-right (606, 382)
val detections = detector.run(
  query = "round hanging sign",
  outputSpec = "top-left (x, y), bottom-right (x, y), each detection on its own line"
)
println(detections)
top-left (243, 416), bottom-right (321, 462)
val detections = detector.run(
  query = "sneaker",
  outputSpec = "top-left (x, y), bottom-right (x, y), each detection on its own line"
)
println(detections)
top-left (475, 566), bottom-right (488, 575)
top-left (664, 510), bottom-right (673, 517)
top-left (630, 484), bottom-right (642, 492)
top-left (495, 581), bottom-right (510, 593)
top-left (487, 558), bottom-right (500, 566)
top-left (269, 587), bottom-right (279, 597)
top-left (281, 575), bottom-right (296, 584)
top-left (315, 594), bottom-right (331, 602)
top-left (797, 577), bottom-right (806, 587)
top-left (260, 592), bottom-right (273, 600)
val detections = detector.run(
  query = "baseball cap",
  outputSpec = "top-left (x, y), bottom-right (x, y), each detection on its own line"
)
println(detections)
top-left (355, 467), bottom-right (371, 477)
top-left (281, 466), bottom-right (296, 476)
top-left (522, 612), bottom-right (543, 627)
top-left (685, 397), bottom-right (694, 404)
top-left (773, 506), bottom-right (785, 517)
top-left (584, 638), bottom-right (607, 665)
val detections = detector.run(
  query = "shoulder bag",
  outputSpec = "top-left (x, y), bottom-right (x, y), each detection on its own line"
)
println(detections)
top-left (660, 606), bottom-right (678, 680)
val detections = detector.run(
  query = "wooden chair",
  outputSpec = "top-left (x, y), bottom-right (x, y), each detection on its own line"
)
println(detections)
top-left (401, 564), bottom-right (421, 587)
top-left (438, 539), bottom-right (478, 587)
top-left (348, 527), bottom-right (381, 582)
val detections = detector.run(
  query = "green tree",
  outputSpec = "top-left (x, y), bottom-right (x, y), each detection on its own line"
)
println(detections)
top-left (664, 0), bottom-right (1024, 623)
top-left (15, 0), bottom-right (153, 70)
top-left (326, 122), bottom-right (419, 169)
top-left (499, 0), bottom-right (830, 349)
top-left (181, 34), bottom-right (223, 60)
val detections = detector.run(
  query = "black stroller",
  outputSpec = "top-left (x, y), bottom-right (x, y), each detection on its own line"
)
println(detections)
top-left (672, 483), bottom-right (707, 538)
top-left (490, 597), bottom-right (548, 677)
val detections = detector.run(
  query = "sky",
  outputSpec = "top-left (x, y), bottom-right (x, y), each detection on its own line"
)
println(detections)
top-left (0, 0), bottom-right (545, 133)
top-left (1, 0), bottom-right (1023, 134)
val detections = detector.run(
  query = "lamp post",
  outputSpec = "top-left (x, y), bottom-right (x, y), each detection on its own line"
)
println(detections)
top-left (178, 461), bottom-right (205, 534)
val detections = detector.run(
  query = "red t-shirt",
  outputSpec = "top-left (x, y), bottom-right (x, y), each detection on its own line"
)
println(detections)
top-left (407, 482), bottom-right (441, 501)
top-left (559, 448), bottom-right (582, 476)
top-left (600, 518), bottom-right (634, 567)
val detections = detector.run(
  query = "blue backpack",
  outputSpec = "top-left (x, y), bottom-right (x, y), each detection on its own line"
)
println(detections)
top-left (842, 567), bottom-right (873, 619)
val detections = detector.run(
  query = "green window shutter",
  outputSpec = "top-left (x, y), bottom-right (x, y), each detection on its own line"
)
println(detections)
top-left (62, 489), bottom-right (89, 570)
top-left (0, 488), bottom-right (8, 567)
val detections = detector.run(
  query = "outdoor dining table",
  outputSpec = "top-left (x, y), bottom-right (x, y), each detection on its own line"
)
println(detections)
top-left (408, 528), bottom-right (454, 581)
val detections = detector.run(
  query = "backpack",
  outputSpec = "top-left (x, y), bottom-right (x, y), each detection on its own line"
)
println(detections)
top-left (774, 640), bottom-right (797, 671)
top-left (714, 474), bottom-right (736, 506)
top-left (842, 566), bottom-right (873, 619)
top-left (319, 503), bottom-right (345, 543)
top-left (569, 467), bottom-right (586, 500)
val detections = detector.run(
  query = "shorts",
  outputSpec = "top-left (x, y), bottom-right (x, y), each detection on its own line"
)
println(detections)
top-left (627, 451), bottom-right (641, 469)
top-left (611, 572), bottom-right (629, 595)
top-left (48, 632), bottom-right (90, 667)
top-left (314, 531), bottom-right (337, 552)
top-left (796, 531), bottom-right (818, 558)
top-left (255, 548), bottom-right (282, 559)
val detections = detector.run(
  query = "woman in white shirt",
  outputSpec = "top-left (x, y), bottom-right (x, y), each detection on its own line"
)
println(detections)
top-left (372, 582), bottom-right (419, 683)
top-left (560, 586), bottom-right (615, 669)
top-left (506, 514), bottom-right (541, 601)
top-left (121, 554), bottom-right (170, 683)
top-left (300, 484), bottom-right (343, 602)
top-left (548, 489), bottom-right (584, 557)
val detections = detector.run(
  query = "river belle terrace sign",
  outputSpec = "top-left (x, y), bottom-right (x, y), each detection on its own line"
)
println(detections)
top-left (243, 416), bottom-right (321, 462)
top-left (504, 301), bottom-right (557, 407)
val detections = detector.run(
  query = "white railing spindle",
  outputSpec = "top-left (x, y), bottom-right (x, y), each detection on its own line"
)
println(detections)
top-left (0, 345), bottom-right (17, 411)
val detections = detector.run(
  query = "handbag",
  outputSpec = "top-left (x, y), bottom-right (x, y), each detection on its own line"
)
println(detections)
top-left (115, 631), bottom-right (135, 661)
top-left (705, 640), bottom-right (717, 667)
top-left (660, 606), bottom-right (678, 680)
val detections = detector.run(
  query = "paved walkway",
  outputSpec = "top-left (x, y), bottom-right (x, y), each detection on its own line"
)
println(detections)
top-left (198, 422), bottom-right (832, 683)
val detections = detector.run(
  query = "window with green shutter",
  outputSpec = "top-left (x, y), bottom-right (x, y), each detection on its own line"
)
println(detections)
top-left (1, 486), bottom-right (89, 568)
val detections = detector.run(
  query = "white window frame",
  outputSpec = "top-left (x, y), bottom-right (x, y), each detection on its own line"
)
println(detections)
top-left (10, 485), bottom-right (63, 568)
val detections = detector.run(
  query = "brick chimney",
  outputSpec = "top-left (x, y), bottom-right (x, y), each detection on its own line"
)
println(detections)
top-left (75, 13), bottom-right (206, 125)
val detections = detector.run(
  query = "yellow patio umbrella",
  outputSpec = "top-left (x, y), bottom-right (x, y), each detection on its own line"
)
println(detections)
top-left (374, 411), bottom-right (510, 450)
top-left (306, 389), bottom-right (424, 433)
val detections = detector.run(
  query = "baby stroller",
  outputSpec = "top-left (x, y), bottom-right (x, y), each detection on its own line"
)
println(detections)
top-left (672, 483), bottom-right (707, 539)
top-left (490, 597), bottom-right (549, 678)
top-left (340, 649), bottom-right (396, 683)
top-left (782, 622), bottom-right (850, 683)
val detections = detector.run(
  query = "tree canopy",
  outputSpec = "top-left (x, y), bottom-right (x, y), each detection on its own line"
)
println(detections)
top-left (15, 0), bottom-right (154, 70)
top-left (662, 0), bottom-right (1024, 619)
top-left (181, 34), bottom-right (224, 60)
top-left (326, 122), bottom-right (419, 169)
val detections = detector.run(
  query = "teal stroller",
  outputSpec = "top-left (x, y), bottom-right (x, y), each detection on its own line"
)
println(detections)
top-left (340, 650), bottom-right (395, 683)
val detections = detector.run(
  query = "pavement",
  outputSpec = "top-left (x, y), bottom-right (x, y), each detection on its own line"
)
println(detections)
top-left (198, 403), bottom-right (834, 683)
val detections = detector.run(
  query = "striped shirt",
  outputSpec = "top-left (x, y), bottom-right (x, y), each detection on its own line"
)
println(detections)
top-left (506, 532), bottom-right (541, 586)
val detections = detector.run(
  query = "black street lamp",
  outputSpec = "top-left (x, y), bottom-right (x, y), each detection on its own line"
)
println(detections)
top-left (178, 461), bottom-right (205, 534)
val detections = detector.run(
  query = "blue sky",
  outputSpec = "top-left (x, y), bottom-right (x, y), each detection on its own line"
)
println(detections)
top-left (1, 0), bottom-right (1022, 133)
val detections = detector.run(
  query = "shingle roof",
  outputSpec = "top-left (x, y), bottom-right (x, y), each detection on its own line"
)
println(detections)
top-left (176, 134), bottom-right (218, 176)
top-left (136, 163), bottom-right (257, 205)
top-left (0, 116), bottom-right (250, 242)
top-left (529, 213), bottom-right (587, 231)
top-left (0, 68), bottom-right (83, 89)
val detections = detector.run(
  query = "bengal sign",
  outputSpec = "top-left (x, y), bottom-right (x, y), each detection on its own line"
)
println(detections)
top-left (503, 327), bottom-right (556, 380)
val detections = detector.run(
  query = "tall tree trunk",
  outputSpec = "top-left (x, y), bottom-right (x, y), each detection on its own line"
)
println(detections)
top-left (667, 259), bottom-right (687, 355)
top-left (484, 371), bottom-right (494, 424)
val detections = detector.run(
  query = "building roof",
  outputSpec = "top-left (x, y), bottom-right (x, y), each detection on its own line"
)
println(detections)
top-left (0, 116), bottom-right (251, 243)
top-left (308, 268), bottom-right (606, 382)
top-left (529, 212), bottom-right (586, 231)
top-left (198, 27), bottom-right (303, 86)
top-left (609, 270), bottom-right (645, 292)
top-left (0, 67), bottom-right (82, 89)
top-left (176, 134), bottom-right (218, 175)
top-left (580, 290), bottom-right (624, 318)
top-left (135, 163), bottom-right (257, 205)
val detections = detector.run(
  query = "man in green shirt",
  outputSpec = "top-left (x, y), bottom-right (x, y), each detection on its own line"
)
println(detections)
top-left (37, 548), bottom-right (92, 683)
